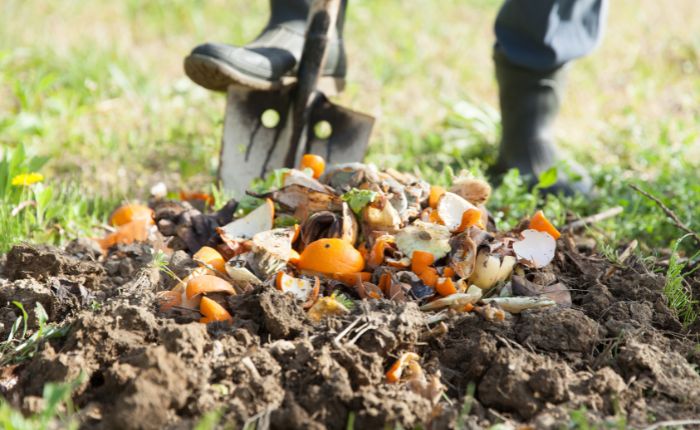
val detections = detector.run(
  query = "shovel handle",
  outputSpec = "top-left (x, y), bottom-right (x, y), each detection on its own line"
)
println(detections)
top-left (284, 0), bottom-right (342, 168)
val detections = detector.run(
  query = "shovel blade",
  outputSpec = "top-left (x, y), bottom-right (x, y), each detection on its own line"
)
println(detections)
top-left (219, 87), bottom-right (374, 195)
top-left (219, 86), bottom-right (293, 195)
top-left (304, 95), bottom-right (374, 167)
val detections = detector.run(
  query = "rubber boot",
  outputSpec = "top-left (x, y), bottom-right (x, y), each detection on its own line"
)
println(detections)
top-left (491, 49), bottom-right (592, 197)
top-left (184, 0), bottom-right (347, 93)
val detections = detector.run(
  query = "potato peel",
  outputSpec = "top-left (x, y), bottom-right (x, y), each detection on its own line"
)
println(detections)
top-left (395, 221), bottom-right (451, 261)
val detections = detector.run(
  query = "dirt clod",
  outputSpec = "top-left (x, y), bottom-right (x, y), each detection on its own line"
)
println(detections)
top-left (517, 307), bottom-right (599, 353)
top-left (5, 244), bottom-right (104, 288)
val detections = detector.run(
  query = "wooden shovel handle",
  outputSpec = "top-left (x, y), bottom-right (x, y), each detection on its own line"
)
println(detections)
top-left (284, 0), bottom-right (342, 168)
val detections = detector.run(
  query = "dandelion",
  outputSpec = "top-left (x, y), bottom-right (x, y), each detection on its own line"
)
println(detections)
top-left (11, 172), bottom-right (44, 186)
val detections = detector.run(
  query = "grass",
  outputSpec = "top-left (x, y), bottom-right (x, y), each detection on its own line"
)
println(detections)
top-left (568, 406), bottom-right (628, 430)
top-left (0, 144), bottom-right (115, 253)
top-left (455, 382), bottom-right (476, 429)
top-left (0, 374), bottom-right (83, 430)
top-left (0, 302), bottom-right (70, 366)
top-left (664, 235), bottom-right (700, 327)
top-left (0, 301), bottom-right (75, 429)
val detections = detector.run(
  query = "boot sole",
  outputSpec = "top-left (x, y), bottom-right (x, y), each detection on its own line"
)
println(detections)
top-left (184, 54), bottom-right (346, 95)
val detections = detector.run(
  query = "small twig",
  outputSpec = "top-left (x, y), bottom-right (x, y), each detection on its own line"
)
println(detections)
top-left (347, 323), bottom-right (374, 345)
top-left (419, 322), bottom-right (449, 341)
top-left (617, 239), bottom-right (638, 264)
top-left (424, 312), bottom-right (449, 325)
top-left (629, 183), bottom-right (700, 246)
top-left (243, 408), bottom-right (272, 430)
top-left (603, 239), bottom-right (638, 280)
top-left (333, 317), bottom-right (363, 347)
top-left (563, 206), bottom-right (623, 231)
top-left (643, 419), bottom-right (700, 430)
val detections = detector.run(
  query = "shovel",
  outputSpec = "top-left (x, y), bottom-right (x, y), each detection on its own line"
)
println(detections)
top-left (218, 0), bottom-right (375, 194)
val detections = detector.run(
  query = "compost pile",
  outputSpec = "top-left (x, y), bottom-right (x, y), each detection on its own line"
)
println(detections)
top-left (1, 159), bottom-right (699, 429)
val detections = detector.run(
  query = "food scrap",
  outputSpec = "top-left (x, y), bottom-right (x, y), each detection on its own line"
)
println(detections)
top-left (104, 157), bottom-right (568, 333)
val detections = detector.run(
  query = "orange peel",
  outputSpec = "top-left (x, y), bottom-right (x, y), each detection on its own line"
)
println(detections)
top-left (428, 186), bottom-right (446, 209)
top-left (297, 238), bottom-right (365, 274)
top-left (186, 275), bottom-right (236, 300)
top-left (368, 236), bottom-right (394, 268)
top-left (419, 267), bottom-right (439, 287)
top-left (193, 246), bottom-right (227, 273)
top-left (179, 191), bottom-right (214, 206)
top-left (199, 297), bottom-right (232, 324)
top-left (386, 352), bottom-right (420, 383)
top-left (300, 154), bottom-right (326, 179)
top-left (97, 218), bottom-right (152, 251)
top-left (411, 250), bottom-right (435, 275)
top-left (109, 204), bottom-right (153, 227)
top-left (435, 277), bottom-right (457, 296)
top-left (528, 210), bottom-right (561, 240)
top-left (455, 208), bottom-right (485, 232)
top-left (378, 272), bottom-right (393, 296)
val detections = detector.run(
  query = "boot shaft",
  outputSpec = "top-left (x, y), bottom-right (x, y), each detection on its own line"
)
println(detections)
top-left (265, 0), bottom-right (346, 37)
top-left (266, 0), bottom-right (311, 33)
top-left (494, 49), bottom-right (566, 149)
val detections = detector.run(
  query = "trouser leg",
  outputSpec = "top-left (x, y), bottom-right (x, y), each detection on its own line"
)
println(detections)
top-left (492, 0), bottom-right (608, 195)
top-left (495, 0), bottom-right (608, 70)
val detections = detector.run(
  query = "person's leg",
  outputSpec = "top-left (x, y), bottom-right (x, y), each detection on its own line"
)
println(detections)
top-left (184, 0), bottom-right (347, 92)
top-left (492, 0), bottom-right (608, 195)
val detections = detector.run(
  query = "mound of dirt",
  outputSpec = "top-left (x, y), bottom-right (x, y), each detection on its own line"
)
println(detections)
top-left (1, 242), bottom-right (699, 429)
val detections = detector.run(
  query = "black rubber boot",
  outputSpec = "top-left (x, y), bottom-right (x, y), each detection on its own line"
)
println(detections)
top-left (184, 0), bottom-right (347, 93)
top-left (491, 49), bottom-right (592, 197)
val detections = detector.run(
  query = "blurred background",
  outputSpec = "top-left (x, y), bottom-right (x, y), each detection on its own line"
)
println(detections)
top-left (1, 0), bottom-right (699, 252)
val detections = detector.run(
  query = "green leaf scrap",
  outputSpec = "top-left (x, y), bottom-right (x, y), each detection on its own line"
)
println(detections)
top-left (341, 189), bottom-right (377, 215)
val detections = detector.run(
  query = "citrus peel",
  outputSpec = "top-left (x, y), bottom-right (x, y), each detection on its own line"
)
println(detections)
top-left (529, 210), bottom-right (561, 240)
top-left (199, 297), bottom-right (232, 324)
top-left (300, 154), bottom-right (326, 179)
top-left (297, 238), bottom-right (365, 274)
top-left (386, 352), bottom-right (420, 383)
top-left (275, 272), bottom-right (313, 301)
top-left (193, 246), bottom-right (226, 273)
top-left (109, 203), bottom-right (153, 227)
top-left (435, 277), bottom-right (457, 296)
top-left (186, 275), bottom-right (236, 299)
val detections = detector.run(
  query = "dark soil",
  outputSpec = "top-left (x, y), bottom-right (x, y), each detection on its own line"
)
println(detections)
top-left (1, 238), bottom-right (699, 429)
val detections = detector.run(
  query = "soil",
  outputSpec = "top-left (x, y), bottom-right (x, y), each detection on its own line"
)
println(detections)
top-left (1, 237), bottom-right (699, 429)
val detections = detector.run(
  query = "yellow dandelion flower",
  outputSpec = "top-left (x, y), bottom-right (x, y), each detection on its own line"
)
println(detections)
top-left (11, 172), bottom-right (44, 186)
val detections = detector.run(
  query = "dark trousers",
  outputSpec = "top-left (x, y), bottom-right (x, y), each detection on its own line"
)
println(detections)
top-left (495, 0), bottom-right (608, 70)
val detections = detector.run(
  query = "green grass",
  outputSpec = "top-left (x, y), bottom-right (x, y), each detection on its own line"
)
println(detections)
top-left (664, 235), bottom-right (700, 327)
top-left (0, 144), bottom-right (115, 252)
top-left (455, 382), bottom-right (476, 429)
top-left (0, 374), bottom-right (83, 430)
top-left (0, 302), bottom-right (70, 366)
top-left (568, 406), bottom-right (628, 430)
top-left (0, 302), bottom-right (76, 429)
